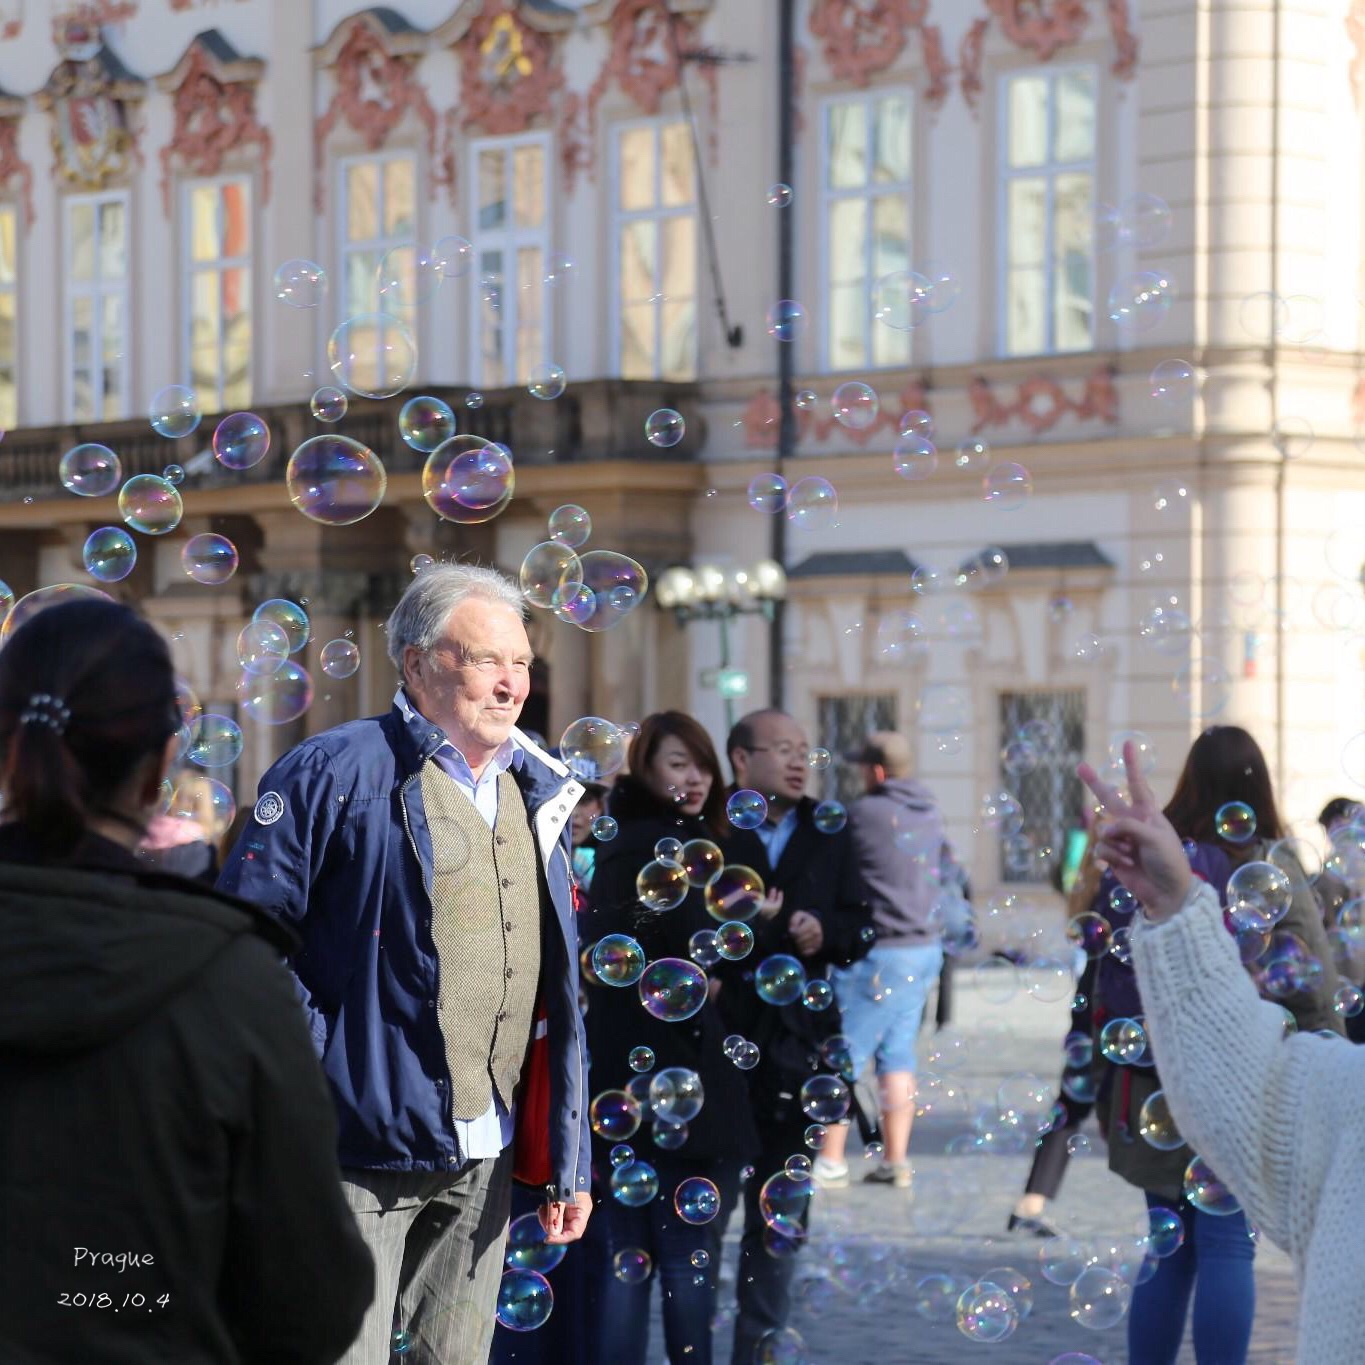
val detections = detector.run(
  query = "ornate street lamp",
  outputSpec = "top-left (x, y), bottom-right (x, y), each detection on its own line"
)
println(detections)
top-left (655, 559), bottom-right (788, 729)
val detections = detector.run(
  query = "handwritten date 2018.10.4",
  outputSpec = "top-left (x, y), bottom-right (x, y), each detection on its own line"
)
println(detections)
top-left (57, 1292), bottom-right (170, 1310)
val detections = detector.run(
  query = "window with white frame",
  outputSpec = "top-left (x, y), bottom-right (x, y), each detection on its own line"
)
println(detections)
top-left (613, 120), bottom-right (696, 381)
top-left (186, 177), bottom-right (251, 412)
top-left (65, 192), bottom-right (129, 422)
top-left (471, 133), bottom-right (551, 389)
top-left (821, 93), bottom-right (912, 372)
top-left (0, 203), bottom-right (16, 431)
top-left (1001, 66), bottom-right (1096, 357)
top-left (337, 152), bottom-right (417, 397)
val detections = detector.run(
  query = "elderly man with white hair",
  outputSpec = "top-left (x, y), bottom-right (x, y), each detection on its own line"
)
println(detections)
top-left (220, 564), bottom-right (592, 1365)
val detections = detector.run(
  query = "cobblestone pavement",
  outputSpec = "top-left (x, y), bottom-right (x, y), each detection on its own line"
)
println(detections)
top-left (654, 966), bottom-right (1299, 1365)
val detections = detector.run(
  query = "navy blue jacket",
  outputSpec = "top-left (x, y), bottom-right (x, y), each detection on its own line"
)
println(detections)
top-left (218, 702), bottom-right (592, 1201)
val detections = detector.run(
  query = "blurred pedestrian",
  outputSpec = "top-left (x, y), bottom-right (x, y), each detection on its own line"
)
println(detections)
top-left (220, 565), bottom-right (592, 1365)
top-left (719, 708), bottom-right (874, 1362)
top-left (0, 599), bottom-right (373, 1363)
top-left (813, 731), bottom-right (945, 1190)
top-left (570, 780), bottom-right (609, 891)
top-left (582, 711), bottom-right (757, 1364)
top-left (137, 768), bottom-right (219, 883)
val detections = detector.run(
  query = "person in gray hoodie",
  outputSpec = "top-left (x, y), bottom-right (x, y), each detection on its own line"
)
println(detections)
top-left (812, 732), bottom-right (956, 1190)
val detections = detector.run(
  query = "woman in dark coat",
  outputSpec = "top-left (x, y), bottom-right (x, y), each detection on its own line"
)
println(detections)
top-left (0, 600), bottom-right (373, 1364)
top-left (582, 711), bottom-right (758, 1365)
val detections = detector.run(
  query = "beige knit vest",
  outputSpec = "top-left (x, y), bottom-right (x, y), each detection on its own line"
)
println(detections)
top-left (420, 764), bottom-right (543, 1121)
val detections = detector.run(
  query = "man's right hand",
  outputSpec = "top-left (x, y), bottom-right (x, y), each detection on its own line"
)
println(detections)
top-left (757, 888), bottom-right (785, 921)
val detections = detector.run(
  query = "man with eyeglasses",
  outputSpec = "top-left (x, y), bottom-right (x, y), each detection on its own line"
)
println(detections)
top-left (715, 708), bottom-right (873, 1362)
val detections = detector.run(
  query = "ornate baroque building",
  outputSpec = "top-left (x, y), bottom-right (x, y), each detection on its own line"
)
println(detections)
top-left (0, 0), bottom-right (1359, 896)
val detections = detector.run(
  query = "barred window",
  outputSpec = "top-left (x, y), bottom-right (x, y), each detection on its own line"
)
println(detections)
top-left (818, 693), bottom-right (897, 806)
top-left (998, 689), bottom-right (1086, 883)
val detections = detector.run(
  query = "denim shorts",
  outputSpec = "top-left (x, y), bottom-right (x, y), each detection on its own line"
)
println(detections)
top-left (830, 943), bottom-right (944, 1076)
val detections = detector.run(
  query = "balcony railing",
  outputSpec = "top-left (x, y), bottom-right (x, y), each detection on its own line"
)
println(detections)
top-left (0, 379), bottom-right (703, 502)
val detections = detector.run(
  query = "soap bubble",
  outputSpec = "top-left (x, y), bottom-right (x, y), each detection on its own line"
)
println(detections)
top-left (727, 789), bottom-right (768, 830)
top-left (795, 389), bottom-right (817, 410)
top-left (1150, 358), bottom-right (1194, 404)
top-left (1099, 1017), bottom-right (1148, 1065)
top-left (237, 620), bottom-right (289, 675)
top-left (328, 314), bottom-right (417, 398)
top-left (748, 473), bottom-right (789, 513)
top-left (528, 363), bottom-right (567, 401)
top-left (729, 1039), bottom-right (761, 1070)
top-left (704, 865), bottom-right (765, 923)
top-left (310, 386), bottom-right (348, 423)
top-left (286, 435), bottom-right (387, 525)
top-left (119, 475), bottom-right (183, 535)
top-left (375, 244), bottom-right (444, 312)
top-left (802, 979), bottom-right (833, 1010)
top-left (893, 434), bottom-right (937, 480)
top-left (785, 1154), bottom-right (812, 1181)
top-left (1142, 1206), bottom-right (1186, 1258)
top-left (812, 800), bottom-right (847, 834)
top-left (673, 1176), bottom-right (720, 1225)
top-left (237, 661), bottom-right (313, 725)
top-left (422, 435), bottom-right (515, 524)
top-left (872, 269), bottom-right (933, 330)
top-left (559, 716), bottom-right (627, 781)
top-left (83, 527), bottom-right (136, 582)
top-left (60, 443), bottom-right (121, 497)
top-left (213, 411), bottom-right (270, 470)
top-left (466, 391), bottom-right (484, 409)
top-left (831, 381), bottom-right (879, 429)
top-left (628, 1046), bottom-right (654, 1073)
top-left (591, 934), bottom-right (646, 987)
top-left (983, 462), bottom-right (1032, 510)
top-left (320, 639), bottom-right (360, 679)
top-left (1068, 1266), bottom-right (1131, 1329)
top-left (690, 1249), bottom-right (710, 1269)
top-left (1066, 912), bottom-right (1113, 960)
top-left (1183, 1155), bottom-right (1241, 1215)
top-left (273, 259), bottom-right (327, 308)
top-left (590, 1089), bottom-right (643, 1141)
top-left (766, 299), bottom-right (807, 342)
top-left (1119, 192), bottom-right (1172, 247)
top-left (767, 183), bottom-right (793, 207)
top-left (786, 476), bottom-right (838, 530)
top-left (1173, 657), bottom-right (1231, 718)
top-left (1226, 860), bottom-right (1293, 933)
top-left (590, 816), bottom-right (618, 846)
top-left (505, 1211), bottom-right (567, 1275)
top-left (955, 437), bottom-right (991, 471)
top-left (399, 396), bottom-right (455, 453)
top-left (495, 1268), bottom-right (552, 1331)
top-left (799, 1073), bottom-right (849, 1123)
top-left (689, 928), bottom-right (719, 967)
top-left (807, 747), bottom-right (832, 770)
top-left (555, 551), bottom-right (649, 632)
top-left (716, 920), bottom-right (755, 960)
top-left (166, 774), bottom-right (235, 837)
top-left (1107, 272), bottom-right (1174, 331)
top-left (187, 714), bottom-right (243, 768)
top-left (757, 1174), bottom-right (811, 1246)
top-left (548, 504), bottom-right (592, 547)
top-left (252, 598), bottom-right (309, 653)
top-left (638, 958), bottom-right (708, 1022)
top-left (956, 1281), bottom-right (1019, 1343)
top-left (612, 1248), bottom-right (651, 1283)
top-left (181, 533), bottom-right (239, 585)
top-left (637, 859), bottom-right (688, 912)
top-left (610, 1159), bottom-right (659, 1207)
top-left (755, 954), bottom-right (806, 1006)
top-left (433, 235), bottom-right (474, 279)
top-left (149, 385), bottom-right (200, 439)
top-left (915, 1273), bottom-right (963, 1323)
top-left (1039, 1234), bottom-right (1088, 1287)
top-left (680, 838), bottom-right (724, 887)
top-left (645, 409), bottom-right (685, 447)
top-left (520, 542), bottom-right (584, 611)
top-left (1215, 800), bottom-right (1257, 845)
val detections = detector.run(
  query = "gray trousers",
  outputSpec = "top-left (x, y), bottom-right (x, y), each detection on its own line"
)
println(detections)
top-left (336, 1146), bottom-right (514, 1365)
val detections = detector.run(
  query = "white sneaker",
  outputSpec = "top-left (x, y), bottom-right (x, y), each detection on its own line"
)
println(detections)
top-left (812, 1157), bottom-right (849, 1188)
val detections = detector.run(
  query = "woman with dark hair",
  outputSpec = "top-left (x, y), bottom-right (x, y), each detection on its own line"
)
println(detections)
top-left (0, 599), bottom-right (374, 1363)
top-left (1091, 724), bottom-right (1340, 1365)
top-left (582, 710), bottom-right (757, 1365)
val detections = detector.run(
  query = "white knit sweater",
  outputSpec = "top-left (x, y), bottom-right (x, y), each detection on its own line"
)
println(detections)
top-left (1132, 881), bottom-right (1365, 1364)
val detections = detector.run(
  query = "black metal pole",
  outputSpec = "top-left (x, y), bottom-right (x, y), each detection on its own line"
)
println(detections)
top-left (771, 0), bottom-right (796, 711)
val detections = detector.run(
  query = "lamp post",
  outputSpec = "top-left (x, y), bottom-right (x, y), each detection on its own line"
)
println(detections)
top-left (656, 559), bottom-right (788, 731)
